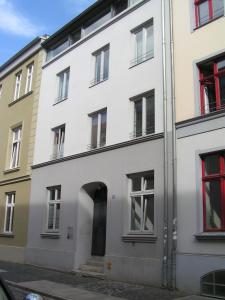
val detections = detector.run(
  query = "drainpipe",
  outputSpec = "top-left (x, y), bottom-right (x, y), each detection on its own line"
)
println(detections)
top-left (161, 0), bottom-right (177, 290)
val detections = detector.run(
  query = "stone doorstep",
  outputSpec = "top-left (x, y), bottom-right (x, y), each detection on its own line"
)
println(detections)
top-left (7, 280), bottom-right (126, 300)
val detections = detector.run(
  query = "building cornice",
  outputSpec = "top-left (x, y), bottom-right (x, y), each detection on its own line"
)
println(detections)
top-left (32, 133), bottom-right (164, 170)
top-left (0, 175), bottom-right (31, 186)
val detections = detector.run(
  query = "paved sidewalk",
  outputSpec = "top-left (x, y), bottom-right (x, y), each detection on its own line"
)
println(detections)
top-left (0, 260), bottom-right (213, 300)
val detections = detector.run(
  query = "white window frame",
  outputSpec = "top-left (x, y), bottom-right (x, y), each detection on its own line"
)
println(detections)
top-left (92, 45), bottom-right (109, 85)
top-left (52, 125), bottom-right (65, 159)
top-left (90, 109), bottom-right (107, 149)
top-left (14, 72), bottom-right (22, 101)
top-left (128, 172), bottom-right (154, 234)
top-left (131, 20), bottom-right (154, 66)
top-left (4, 193), bottom-right (15, 234)
top-left (132, 92), bottom-right (155, 138)
top-left (46, 186), bottom-right (61, 232)
top-left (56, 68), bottom-right (70, 103)
top-left (10, 126), bottom-right (21, 169)
top-left (25, 63), bottom-right (34, 94)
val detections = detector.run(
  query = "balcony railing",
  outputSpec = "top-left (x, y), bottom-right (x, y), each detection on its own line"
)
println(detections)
top-left (202, 100), bottom-right (225, 115)
top-left (90, 75), bottom-right (108, 87)
top-left (130, 50), bottom-right (154, 67)
top-left (130, 125), bottom-right (155, 139)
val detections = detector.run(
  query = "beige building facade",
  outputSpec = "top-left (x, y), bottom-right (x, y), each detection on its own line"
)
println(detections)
top-left (0, 37), bottom-right (46, 262)
top-left (173, 0), bottom-right (225, 295)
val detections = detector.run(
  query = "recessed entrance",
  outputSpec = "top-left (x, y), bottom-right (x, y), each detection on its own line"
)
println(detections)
top-left (91, 185), bottom-right (107, 256)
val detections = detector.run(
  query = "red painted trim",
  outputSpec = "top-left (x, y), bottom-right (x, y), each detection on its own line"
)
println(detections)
top-left (214, 63), bottom-right (221, 110)
top-left (209, 0), bottom-right (213, 19)
top-left (199, 70), bottom-right (205, 115)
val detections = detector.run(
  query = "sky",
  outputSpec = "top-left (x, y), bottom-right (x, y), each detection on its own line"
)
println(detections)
top-left (0, 0), bottom-right (96, 66)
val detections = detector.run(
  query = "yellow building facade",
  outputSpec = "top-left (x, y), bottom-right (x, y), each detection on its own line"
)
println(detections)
top-left (0, 37), bottom-right (46, 262)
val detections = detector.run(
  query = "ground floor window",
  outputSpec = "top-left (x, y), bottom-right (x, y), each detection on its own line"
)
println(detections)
top-left (4, 193), bottom-right (15, 233)
top-left (46, 186), bottom-right (61, 232)
top-left (128, 171), bottom-right (154, 233)
top-left (201, 152), bottom-right (225, 231)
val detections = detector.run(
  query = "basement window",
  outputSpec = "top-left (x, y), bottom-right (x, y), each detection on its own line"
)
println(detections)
top-left (201, 270), bottom-right (225, 298)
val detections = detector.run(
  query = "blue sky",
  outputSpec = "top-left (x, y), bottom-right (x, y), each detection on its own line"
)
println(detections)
top-left (0, 0), bottom-right (96, 65)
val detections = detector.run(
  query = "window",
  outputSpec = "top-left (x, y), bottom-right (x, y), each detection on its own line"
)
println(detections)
top-left (129, 0), bottom-right (143, 6)
top-left (25, 64), bottom-right (34, 93)
top-left (57, 69), bottom-right (70, 102)
top-left (47, 186), bottom-right (61, 232)
top-left (0, 84), bottom-right (2, 99)
top-left (10, 126), bottom-right (21, 169)
top-left (4, 193), bottom-right (15, 234)
top-left (84, 8), bottom-right (111, 36)
top-left (195, 0), bottom-right (224, 27)
top-left (131, 20), bottom-right (154, 66)
top-left (91, 46), bottom-right (109, 85)
top-left (132, 91), bottom-right (155, 138)
top-left (13, 72), bottom-right (22, 101)
top-left (199, 56), bottom-right (225, 115)
top-left (129, 172), bottom-right (154, 233)
top-left (201, 152), bottom-right (225, 232)
top-left (201, 270), bottom-right (225, 298)
top-left (52, 125), bottom-right (65, 159)
top-left (46, 39), bottom-right (69, 61)
top-left (90, 109), bottom-right (107, 149)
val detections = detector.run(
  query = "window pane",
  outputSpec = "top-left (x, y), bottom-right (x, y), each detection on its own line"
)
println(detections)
top-left (143, 174), bottom-right (154, 190)
top-left (205, 180), bottom-right (222, 230)
top-left (50, 189), bottom-right (55, 201)
top-left (48, 204), bottom-right (54, 229)
top-left (55, 204), bottom-right (60, 230)
top-left (202, 284), bottom-right (214, 296)
top-left (70, 30), bottom-right (81, 44)
top-left (146, 24), bottom-right (154, 56)
top-left (204, 154), bottom-right (220, 175)
top-left (103, 48), bottom-right (109, 80)
top-left (203, 80), bottom-right (216, 112)
top-left (91, 115), bottom-right (98, 149)
top-left (114, 0), bottom-right (128, 15)
top-left (215, 271), bottom-right (225, 284)
top-left (219, 75), bottom-right (225, 108)
top-left (213, 0), bottom-right (224, 18)
top-left (57, 188), bottom-right (61, 200)
top-left (202, 272), bottom-right (214, 284)
top-left (215, 285), bottom-right (225, 297)
top-left (135, 30), bottom-right (143, 61)
top-left (84, 11), bottom-right (111, 36)
top-left (100, 111), bottom-right (107, 147)
top-left (132, 177), bottom-right (142, 192)
top-left (131, 196), bottom-right (141, 230)
top-left (146, 94), bottom-right (155, 134)
top-left (134, 100), bottom-right (142, 137)
top-left (5, 207), bottom-right (11, 232)
top-left (143, 195), bottom-right (154, 231)
top-left (199, 2), bottom-right (210, 25)
top-left (58, 73), bottom-right (64, 100)
top-left (95, 53), bottom-right (101, 82)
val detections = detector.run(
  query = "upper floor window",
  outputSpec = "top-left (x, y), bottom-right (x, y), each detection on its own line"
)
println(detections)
top-left (91, 45), bottom-right (109, 86)
top-left (4, 193), bottom-right (15, 234)
top-left (131, 20), bottom-right (154, 67)
top-left (25, 63), bottom-right (34, 94)
top-left (201, 152), bottom-right (225, 232)
top-left (52, 125), bottom-right (65, 159)
top-left (199, 56), bottom-right (225, 115)
top-left (14, 72), bottom-right (22, 101)
top-left (83, 7), bottom-right (111, 36)
top-left (10, 126), bottom-right (21, 169)
top-left (46, 39), bottom-right (69, 61)
top-left (89, 109), bottom-right (107, 149)
top-left (195, 0), bottom-right (224, 28)
top-left (129, 171), bottom-right (154, 233)
top-left (131, 91), bottom-right (155, 138)
top-left (46, 186), bottom-right (61, 232)
top-left (57, 68), bottom-right (70, 103)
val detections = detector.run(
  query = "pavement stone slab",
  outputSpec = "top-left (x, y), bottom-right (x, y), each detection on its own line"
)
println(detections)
top-left (174, 296), bottom-right (215, 300)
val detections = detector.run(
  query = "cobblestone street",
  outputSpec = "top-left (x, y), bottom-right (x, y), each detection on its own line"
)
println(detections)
top-left (0, 261), bottom-right (187, 300)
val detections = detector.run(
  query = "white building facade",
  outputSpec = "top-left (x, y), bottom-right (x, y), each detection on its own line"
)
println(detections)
top-left (25, 0), bottom-right (175, 287)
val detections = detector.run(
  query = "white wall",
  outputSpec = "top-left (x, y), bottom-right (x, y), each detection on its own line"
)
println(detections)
top-left (33, 0), bottom-right (163, 165)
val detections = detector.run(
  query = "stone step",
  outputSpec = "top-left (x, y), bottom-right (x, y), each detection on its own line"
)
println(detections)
top-left (86, 258), bottom-right (104, 267)
top-left (79, 264), bottom-right (104, 274)
top-left (76, 269), bottom-right (105, 280)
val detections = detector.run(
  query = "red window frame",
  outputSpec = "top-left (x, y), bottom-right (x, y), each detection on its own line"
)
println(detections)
top-left (199, 57), bottom-right (225, 115)
top-left (194, 0), bottom-right (224, 28)
top-left (201, 152), bottom-right (225, 232)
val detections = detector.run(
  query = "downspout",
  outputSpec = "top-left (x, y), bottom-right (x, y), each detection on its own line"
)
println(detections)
top-left (169, 0), bottom-right (177, 290)
top-left (161, 0), bottom-right (169, 288)
top-left (161, 0), bottom-right (177, 289)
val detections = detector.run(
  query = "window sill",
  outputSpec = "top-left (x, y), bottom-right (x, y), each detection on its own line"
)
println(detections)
top-left (89, 77), bottom-right (108, 88)
top-left (194, 14), bottom-right (224, 31)
top-left (195, 233), bottom-right (225, 241)
top-left (40, 233), bottom-right (60, 239)
top-left (122, 234), bottom-right (157, 243)
top-left (9, 91), bottom-right (33, 107)
top-left (0, 233), bottom-right (14, 238)
top-left (3, 167), bottom-right (20, 174)
top-left (53, 97), bottom-right (68, 106)
top-left (129, 55), bottom-right (154, 69)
